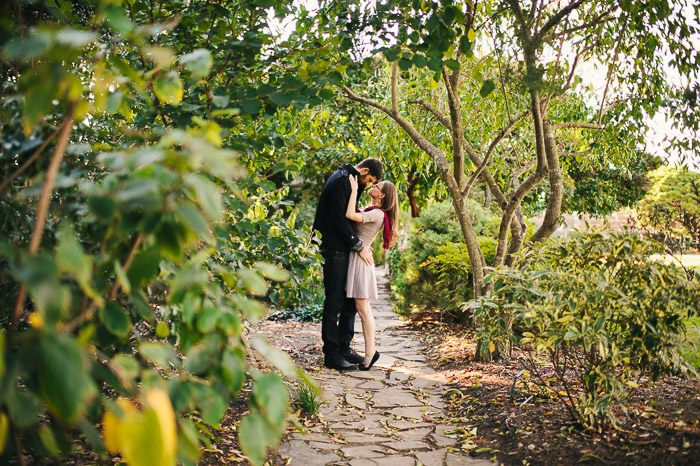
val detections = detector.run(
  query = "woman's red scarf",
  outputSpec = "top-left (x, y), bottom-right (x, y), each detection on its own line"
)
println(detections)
top-left (363, 206), bottom-right (391, 250)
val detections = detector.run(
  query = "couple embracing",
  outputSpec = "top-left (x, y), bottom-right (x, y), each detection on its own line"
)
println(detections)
top-left (313, 158), bottom-right (399, 371)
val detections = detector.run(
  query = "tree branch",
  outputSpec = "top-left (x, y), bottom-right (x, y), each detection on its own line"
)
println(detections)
top-left (9, 107), bottom-right (74, 338)
top-left (0, 120), bottom-right (69, 195)
top-left (391, 61), bottom-right (399, 116)
top-left (535, 0), bottom-right (587, 44)
top-left (545, 8), bottom-right (613, 43)
top-left (409, 98), bottom-right (452, 130)
top-left (462, 109), bottom-right (531, 199)
top-left (598, 12), bottom-right (629, 125)
top-left (442, 65), bottom-right (466, 191)
top-left (552, 122), bottom-right (602, 130)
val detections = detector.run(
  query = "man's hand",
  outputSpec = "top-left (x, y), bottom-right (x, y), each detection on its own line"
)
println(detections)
top-left (359, 246), bottom-right (374, 267)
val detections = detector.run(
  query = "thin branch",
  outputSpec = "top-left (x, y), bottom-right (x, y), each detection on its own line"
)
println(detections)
top-left (552, 122), bottom-right (602, 130)
top-left (562, 40), bottom-right (599, 91)
top-left (545, 8), bottom-right (614, 43)
top-left (495, 46), bottom-right (512, 121)
top-left (409, 98), bottom-right (452, 130)
top-left (463, 108), bottom-right (531, 199)
top-left (0, 120), bottom-right (68, 194)
top-left (485, 109), bottom-right (531, 160)
top-left (442, 64), bottom-right (467, 191)
top-left (391, 61), bottom-right (399, 116)
top-left (598, 12), bottom-right (629, 125)
top-left (560, 150), bottom-right (593, 158)
top-left (535, 0), bottom-right (587, 44)
top-left (9, 108), bottom-right (74, 338)
top-left (343, 85), bottom-right (392, 114)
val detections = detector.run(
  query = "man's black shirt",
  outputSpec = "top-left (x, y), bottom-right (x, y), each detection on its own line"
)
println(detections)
top-left (313, 164), bottom-right (366, 252)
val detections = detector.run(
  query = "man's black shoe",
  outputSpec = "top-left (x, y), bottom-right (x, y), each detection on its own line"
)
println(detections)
top-left (323, 357), bottom-right (357, 371)
top-left (342, 349), bottom-right (364, 365)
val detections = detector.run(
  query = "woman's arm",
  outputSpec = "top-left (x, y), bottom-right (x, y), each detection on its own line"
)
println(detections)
top-left (346, 175), bottom-right (364, 222)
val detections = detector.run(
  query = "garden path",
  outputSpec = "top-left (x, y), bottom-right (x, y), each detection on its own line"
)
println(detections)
top-left (277, 269), bottom-right (497, 466)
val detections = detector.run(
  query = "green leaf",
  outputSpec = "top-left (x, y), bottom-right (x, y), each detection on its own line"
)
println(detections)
top-left (232, 295), bottom-right (268, 322)
top-left (184, 174), bottom-right (223, 222)
top-left (239, 268), bottom-right (268, 296)
top-left (139, 342), bottom-right (180, 369)
top-left (99, 302), bottom-right (131, 338)
top-left (180, 49), bottom-right (213, 78)
top-left (154, 71), bottom-right (184, 106)
top-left (127, 248), bottom-right (161, 288)
top-left (38, 424), bottom-right (61, 456)
top-left (7, 389), bottom-right (43, 428)
top-left (254, 262), bottom-right (290, 282)
top-left (197, 306), bottom-right (219, 333)
top-left (253, 373), bottom-right (289, 435)
top-left (192, 384), bottom-right (227, 426)
top-left (39, 333), bottom-right (97, 424)
top-left (239, 411), bottom-right (273, 466)
top-left (222, 349), bottom-right (245, 397)
top-left (479, 79), bottom-right (495, 98)
top-left (250, 335), bottom-right (297, 378)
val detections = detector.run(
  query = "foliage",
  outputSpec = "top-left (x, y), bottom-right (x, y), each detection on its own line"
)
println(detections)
top-left (471, 230), bottom-right (700, 429)
top-left (557, 151), bottom-right (661, 217)
top-left (292, 383), bottom-right (326, 416)
top-left (268, 304), bottom-right (323, 323)
top-left (308, 0), bottom-right (700, 313)
top-left (390, 200), bottom-right (502, 317)
top-left (634, 166), bottom-right (700, 253)
top-left (0, 1), bottom-right (329, 464)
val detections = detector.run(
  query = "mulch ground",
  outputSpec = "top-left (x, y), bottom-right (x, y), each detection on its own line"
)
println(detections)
top-left (410, 309), bottom-right (700, 466)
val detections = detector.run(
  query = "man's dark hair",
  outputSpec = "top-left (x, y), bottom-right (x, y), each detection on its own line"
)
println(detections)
top-left (357, 158), bottom-right (384, 179)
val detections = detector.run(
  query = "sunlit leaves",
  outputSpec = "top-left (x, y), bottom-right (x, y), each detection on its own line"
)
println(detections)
top-left (103, 389), bottom-right (177, 466)
top-left (154, 71), bottom-right (184, 106)
top-left (180, 49), bottom-right (213, 79)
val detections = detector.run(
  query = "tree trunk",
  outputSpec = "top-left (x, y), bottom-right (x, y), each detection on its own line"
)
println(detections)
top-left (528, 118), bottom-right (563, 244)
top-left (407, 168), bottom-right (420, 218)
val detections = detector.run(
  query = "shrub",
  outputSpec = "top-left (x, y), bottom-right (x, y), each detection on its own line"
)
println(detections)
top-left (390, 200), bottom-right (500, 318)
top-left (472, 230), bottom-right (700, 429)
top-left (268, 304), bottom-right (323, 322)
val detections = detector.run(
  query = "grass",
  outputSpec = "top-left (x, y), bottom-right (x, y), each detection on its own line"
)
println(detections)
top-left (682, 317), bottom-right (700, 371)
top-left (293, 384), bottom-right (325, 415)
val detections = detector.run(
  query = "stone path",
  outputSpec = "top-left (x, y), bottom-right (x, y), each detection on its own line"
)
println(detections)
top-left (277, 269), bottom-right (496, 466)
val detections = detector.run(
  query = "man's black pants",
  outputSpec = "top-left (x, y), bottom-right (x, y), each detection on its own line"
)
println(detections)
top-left (321, 250), bottom-right (356, 359)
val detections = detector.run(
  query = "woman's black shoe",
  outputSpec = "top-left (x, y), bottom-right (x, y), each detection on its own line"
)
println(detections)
top-left (359, 351), bottom-right (380, 371)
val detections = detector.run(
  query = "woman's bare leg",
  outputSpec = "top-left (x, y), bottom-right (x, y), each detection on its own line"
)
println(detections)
top-left (354, 298), bottom-right (375, 366)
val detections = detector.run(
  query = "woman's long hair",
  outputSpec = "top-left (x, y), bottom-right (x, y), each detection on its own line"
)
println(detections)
top-left (379, 181), bottom-right (400, 248)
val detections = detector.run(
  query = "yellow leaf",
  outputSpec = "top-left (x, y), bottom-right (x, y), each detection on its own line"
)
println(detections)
top-left (103, 398), bottom-right (137, 454)
top-left (145, 388), bottom-right (177, 463)
top-left (0, 413), bottom-right (8, 454)
top-left (468, 28), bottom-right (476, 42)
top-left (488, 341), bottom-right (495, 353)
top-left (28, 312), bottom-right (44, 330)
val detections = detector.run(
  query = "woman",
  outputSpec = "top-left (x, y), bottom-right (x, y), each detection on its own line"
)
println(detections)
top-left (345, 174), bottom-right (399, 370)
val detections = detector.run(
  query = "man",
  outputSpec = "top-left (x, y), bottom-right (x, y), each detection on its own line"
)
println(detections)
top-left (313, 158), bottom-right (384, 370)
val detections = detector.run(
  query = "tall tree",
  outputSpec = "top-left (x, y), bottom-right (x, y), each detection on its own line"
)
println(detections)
top-left (304, 0), bottom-right (698, 335)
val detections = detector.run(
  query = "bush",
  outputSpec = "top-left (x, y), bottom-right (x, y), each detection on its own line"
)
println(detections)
top-left (472, 230), bottom-right (700, 429)
top-left (390, 200), bottom-right (500, 318)
top-left (268, 303), bottom-right (323, 322)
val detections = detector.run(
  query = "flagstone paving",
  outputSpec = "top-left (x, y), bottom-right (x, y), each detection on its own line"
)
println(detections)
top-left (277, 268), bottom-right (498, 466)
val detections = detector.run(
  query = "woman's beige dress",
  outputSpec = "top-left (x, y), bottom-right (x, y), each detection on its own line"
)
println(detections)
top-left (346, 209), bottom-right (384, 299)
